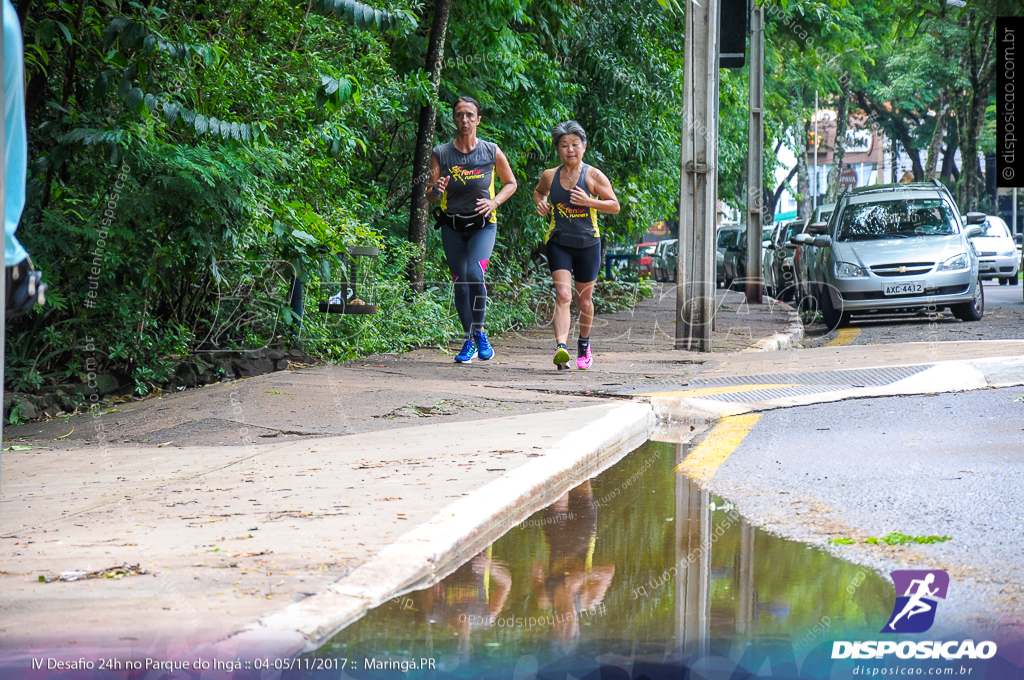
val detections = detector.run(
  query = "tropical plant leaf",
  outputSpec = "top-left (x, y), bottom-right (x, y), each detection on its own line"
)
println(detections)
top-left (194, 114), bottom-right (208, 134)
top-left (125, 87), bottom-right (144, 109)
top-left (310, 0), bottom-right (412, 32)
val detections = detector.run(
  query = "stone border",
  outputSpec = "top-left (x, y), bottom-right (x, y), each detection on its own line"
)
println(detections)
top-left (221, 401), bottom-right (657, 658)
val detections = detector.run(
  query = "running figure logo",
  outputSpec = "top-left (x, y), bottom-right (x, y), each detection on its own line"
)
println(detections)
top-left (881, 570), bottom-right (949, 633)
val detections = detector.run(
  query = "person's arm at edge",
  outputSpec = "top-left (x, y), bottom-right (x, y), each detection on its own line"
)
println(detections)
top-left (573, 167), bottom-right (619, 215)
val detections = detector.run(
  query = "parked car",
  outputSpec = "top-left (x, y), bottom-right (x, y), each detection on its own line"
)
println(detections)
top-left (800, 182), bottom-right (984, 330)
top-left (723, 230), bottom-right (749, 289)
top-left (716, 225), bottom-right (743, 289)
top-left (762, 218), bottom-right (806, 301)
top-left (814, 202), bottom-right (836, 225)
top-left (636, 241), bottom-right (658, 276)
top-left (650, 239), bottom-right (678, 282)
top-left (969, 215), bottom-right (1019, 285)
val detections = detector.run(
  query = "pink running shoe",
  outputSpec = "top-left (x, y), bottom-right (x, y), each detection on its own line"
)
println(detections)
top-left (576, 342), bottom-right (592, 370)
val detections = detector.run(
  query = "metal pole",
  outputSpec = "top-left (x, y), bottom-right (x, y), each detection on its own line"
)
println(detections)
top-left (675, 0), bottom-right (720, 351)
top-left (813, 91), bottom-right (818, 211)
top-left (744, 1), bottom-right (763, 304)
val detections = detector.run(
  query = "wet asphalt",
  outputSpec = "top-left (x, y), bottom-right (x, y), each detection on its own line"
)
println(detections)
top-left (707, 386), bottom-right (1024, 638)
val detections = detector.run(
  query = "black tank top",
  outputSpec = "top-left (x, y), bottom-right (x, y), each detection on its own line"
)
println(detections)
top-left (432, 139), bottom-right (499, 224)
top-left (546, 164), bottom-right (600, 248)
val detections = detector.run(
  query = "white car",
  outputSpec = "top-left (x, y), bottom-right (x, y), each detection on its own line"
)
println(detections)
top-left (970, 216), bottom-right (1020, 285)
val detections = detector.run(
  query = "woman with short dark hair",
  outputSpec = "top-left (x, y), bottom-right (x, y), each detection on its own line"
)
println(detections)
top-left (534, 120), bottom-right (620, 370)
top-left (427, 97), bottom-right (518, 363)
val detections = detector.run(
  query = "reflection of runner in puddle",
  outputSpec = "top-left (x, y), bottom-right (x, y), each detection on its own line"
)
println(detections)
top-left (531, 480), bottom-right (615, 649)
top-left (425, 546), bottom-right (511, 662)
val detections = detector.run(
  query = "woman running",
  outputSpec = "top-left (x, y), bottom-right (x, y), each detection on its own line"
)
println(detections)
top-left (534, 121), bottom-right (620, 370)
top-left (427, 97), bottom-right (518, 363)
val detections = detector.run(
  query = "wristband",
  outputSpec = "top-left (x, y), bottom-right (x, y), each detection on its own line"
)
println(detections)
top-left (432, 184), bottom-right (443, 196)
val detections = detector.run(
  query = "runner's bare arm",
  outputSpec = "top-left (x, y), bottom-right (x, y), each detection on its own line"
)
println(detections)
top-left (427, 155), bottom-right (448, 205)
top-left (534, 168), bottom-right (555, 217)
top-left (476, 148), bottom-right (518, 215)
top-left (570, 167), bottom-right (619, 214)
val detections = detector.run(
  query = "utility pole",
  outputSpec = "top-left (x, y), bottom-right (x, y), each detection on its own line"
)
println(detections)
top-left (744, 1), bottom-right (764, 305)
top-left (675, 0), bottom-right (720, 351)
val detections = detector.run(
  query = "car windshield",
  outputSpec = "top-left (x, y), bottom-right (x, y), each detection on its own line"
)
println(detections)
top-left (980, 219), bottom-right (1010, 238)
top-left (637, 244), bottom-right (656, 255)
top-left (717, 230), bottom-right (738, 248)
top-left (836, 199), bottom-right (956, 241)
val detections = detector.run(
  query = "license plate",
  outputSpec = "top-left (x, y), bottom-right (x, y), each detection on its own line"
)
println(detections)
top-left (979, 263), bottom-right (993, 271)
top-left (883, 281), bottom-right (924, 296)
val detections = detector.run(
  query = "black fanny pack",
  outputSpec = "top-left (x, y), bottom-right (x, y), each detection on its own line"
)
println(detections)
top-left (432, 207), bottom-right (488, 232)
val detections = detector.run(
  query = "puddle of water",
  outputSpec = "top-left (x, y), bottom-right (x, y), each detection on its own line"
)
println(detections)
top-left (302, 440), bottom-right (894, 678)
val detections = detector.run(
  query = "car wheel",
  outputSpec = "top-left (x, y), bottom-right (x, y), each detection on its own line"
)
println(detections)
top-left (999, 277), bottom-right (1008, 286)
top-left (819, 286), bottom-right (849, 331)
top-left (1010, 275), bottom-right (1019, 286)
top-left (952, 276), bottom-right (985, 322)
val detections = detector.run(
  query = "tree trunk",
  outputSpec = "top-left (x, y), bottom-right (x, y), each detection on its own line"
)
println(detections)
top-left (825, 88), bottom-right (849, 203)
top-left (890, 114), bottom-right (924, 181)
top-left (407, 0), bottom-right (452, 293)
top-left (941, 124), bottom-right (959, 182)
top-left (796, 127), bottom-right (810, 220)
top-left (924, 88), bottom-right (951, 180)
top-left (956, 17), bottom-right (996, 211)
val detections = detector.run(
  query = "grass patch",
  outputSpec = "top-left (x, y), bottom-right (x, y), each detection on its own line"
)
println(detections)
top-left (829, 533), bottom-right (952, 547)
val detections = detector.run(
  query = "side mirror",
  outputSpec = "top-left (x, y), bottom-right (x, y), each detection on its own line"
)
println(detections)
top-left (1014, 234), bottom-right (1023, 245)
top-left (762, 240), bottom-right (773, 249)
top-left (791, 233), bottom-right (812, 245)
top-left (807, 221), bottom-right (829, 235)
top-left (965, 226), bottom-right (984, 238)
top-left (965, 212), bottom-right (986, 225)
top-left (812, 235), bottom-right (832, 248)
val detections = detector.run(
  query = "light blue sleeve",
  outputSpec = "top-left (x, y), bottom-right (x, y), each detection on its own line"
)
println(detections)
top-left (4, 0), bottom-right (28, 267)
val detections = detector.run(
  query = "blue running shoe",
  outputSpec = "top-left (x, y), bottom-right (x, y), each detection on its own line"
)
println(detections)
top-left (454, 336), bottom-right (476, 363)
top-left (474, 329), bottom-right (494, 360)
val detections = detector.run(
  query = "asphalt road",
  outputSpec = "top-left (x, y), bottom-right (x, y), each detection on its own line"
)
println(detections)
top-left (705, 386), bottom-right (1024, 640)
top-left (803, 277), bottom-right (1024, 347)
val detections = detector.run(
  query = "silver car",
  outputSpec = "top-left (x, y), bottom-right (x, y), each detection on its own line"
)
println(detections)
top-left (970, 215), bottom-right (1019, 285)
top-left (801, 182), bottom-right (984, 329)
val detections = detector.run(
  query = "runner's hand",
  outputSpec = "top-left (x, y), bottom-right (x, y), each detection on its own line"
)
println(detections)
top-left (536, 197), bottom-right (551, 217)
top-left (433, 176), bottom-right (450, 195)
top-left (476, 197), bottom-right (499, 216)
top-left (569, 186), bottom-right (592, 207)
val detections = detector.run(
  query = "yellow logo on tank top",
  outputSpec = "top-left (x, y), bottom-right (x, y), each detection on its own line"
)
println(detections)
top-left (556, 202), bottom-right (590, 219)
top-left (449, 165), bottom-right (487, 184)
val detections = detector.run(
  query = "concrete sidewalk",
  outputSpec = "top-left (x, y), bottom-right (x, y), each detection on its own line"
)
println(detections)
top-left (0, 288), bottom-right (786, 657)
top-left (2, 284), bottom-right (1022, 660)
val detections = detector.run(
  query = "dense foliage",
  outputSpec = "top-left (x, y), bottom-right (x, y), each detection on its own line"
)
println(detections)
top-left (8, 0), bottom-right (1020, 397)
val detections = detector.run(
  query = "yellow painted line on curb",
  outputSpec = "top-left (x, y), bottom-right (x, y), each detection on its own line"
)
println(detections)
top-left (640, 384), bottom-right (799, 399)
top-left (675, 413), bottom-right (763, 481)
top-left (826, 327), bottom-right (861, 347)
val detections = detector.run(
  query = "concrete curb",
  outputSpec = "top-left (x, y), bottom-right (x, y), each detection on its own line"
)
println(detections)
top-left (222, 401), bottom-right (656, 657)
top-left (741, 305), bottom-right (803, 353)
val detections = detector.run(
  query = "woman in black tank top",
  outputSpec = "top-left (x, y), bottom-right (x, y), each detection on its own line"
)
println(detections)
top-left (426, 97), bottom-right (518, 364)
top-left (534, 121), bottom-right (620, 371)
